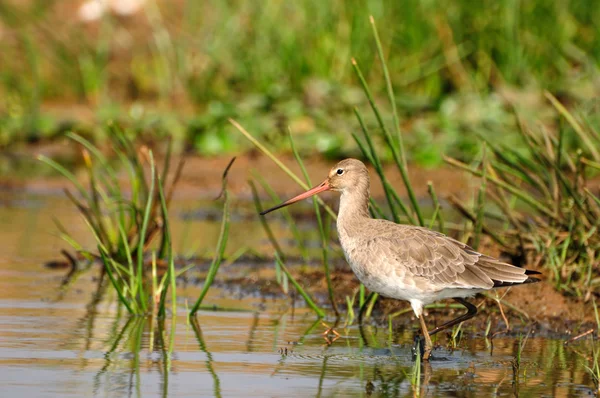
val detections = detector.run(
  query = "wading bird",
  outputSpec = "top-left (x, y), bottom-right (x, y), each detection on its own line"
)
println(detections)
top-left (260, 158), bottom-right (540, 360)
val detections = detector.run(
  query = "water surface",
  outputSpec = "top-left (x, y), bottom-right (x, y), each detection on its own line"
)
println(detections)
top-left (0, 190), bottom-right (598, 397)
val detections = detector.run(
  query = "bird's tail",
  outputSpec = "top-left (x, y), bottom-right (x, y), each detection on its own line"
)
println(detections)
top-left (492, 269), bottom-right (541, 288)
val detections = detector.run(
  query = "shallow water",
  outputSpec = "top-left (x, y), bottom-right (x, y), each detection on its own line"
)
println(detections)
top-left (0, 191), bottom-right (598, 397)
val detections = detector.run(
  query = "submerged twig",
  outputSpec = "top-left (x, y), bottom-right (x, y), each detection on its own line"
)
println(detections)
top-left (564, 329), bottom-right (595, 345)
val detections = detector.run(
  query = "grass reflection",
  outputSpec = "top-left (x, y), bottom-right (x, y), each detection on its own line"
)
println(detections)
top-left (190, 316), bottom-right (222, 398)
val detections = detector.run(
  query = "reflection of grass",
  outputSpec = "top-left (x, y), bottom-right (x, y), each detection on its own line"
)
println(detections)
top-left (587, 343), bottom-right (600, 395)
top-left (587, 300), bottom-right (600, 393)
top-left (190, 317), bottom-right (222, 398)
top-left (93, 316), bottom-right (177, 397)
top-left (94, 317), bottom-right (142, 396)
top-left (512, 330), bottom-right (531, 395)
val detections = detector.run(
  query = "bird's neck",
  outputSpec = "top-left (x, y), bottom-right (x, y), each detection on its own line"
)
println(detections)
top-left (337, 185), bottom-right (371, 227)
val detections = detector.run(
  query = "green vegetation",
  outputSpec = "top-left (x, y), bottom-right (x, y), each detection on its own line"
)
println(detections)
top-left (39, 130), bottom-right (230, 316)
top-left (233, 13), bottom-right (600, 320)
top-left (95, 316), bottom-right (177, 396)
top-left (15, 1), bottom-right (600, 319)
top-left (2, 1), bottom-right (600, 165)
top-left (586, 300), bottom-right (600, 393)
top-left (40, 129), bottom-right (181, 315)
top-left (6, 3), bottom-right (600, 396)
top-left (446, 102), bottom-right (600, 297)
top-left (38, 130), bottom-right (184, 265)
top-left (250, 164), bottom-right (327, 318)
top-left (189, 157), bottom-right (233, 316)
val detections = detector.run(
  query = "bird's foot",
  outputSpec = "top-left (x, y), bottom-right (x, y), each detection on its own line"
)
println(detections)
top-left (412, 334), bottom-right (432, 361)
top-left (321, 322), bottom-right (340, 345)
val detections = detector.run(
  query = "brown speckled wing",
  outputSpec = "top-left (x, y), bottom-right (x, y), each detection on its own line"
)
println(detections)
top-left (363, 222), bottom-right (528, 290)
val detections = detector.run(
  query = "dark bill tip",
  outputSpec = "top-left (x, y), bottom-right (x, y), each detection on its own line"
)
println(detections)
top-left (258, 180), bottom-right (330, 216)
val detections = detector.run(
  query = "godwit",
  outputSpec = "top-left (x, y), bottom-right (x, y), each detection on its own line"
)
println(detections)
top-left (261, 158), bottom-right (540, 360)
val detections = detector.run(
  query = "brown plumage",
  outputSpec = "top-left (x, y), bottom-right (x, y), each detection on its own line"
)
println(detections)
top-left (261, 158), bottom-right (540, 360)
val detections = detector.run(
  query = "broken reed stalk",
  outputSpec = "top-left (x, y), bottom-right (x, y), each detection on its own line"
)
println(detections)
top-left (427, 182), bottom-right (445, 233)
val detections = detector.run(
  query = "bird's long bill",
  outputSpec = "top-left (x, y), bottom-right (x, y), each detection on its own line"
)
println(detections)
top-left (260, 180), bottom-right (330, 215)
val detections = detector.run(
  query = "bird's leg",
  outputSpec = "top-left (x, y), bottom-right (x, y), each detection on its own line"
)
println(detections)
top-left (418, 314), bottom-right (433, 360)
top-left (428, 298), bottom-right (478, 336)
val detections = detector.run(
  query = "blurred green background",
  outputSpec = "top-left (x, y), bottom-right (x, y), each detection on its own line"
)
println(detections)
top-left (1, 0), bottom-right (599, 166)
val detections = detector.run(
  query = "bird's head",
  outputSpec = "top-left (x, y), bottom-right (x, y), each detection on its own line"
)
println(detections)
top-left (260, 158), bottom-right (369, 215)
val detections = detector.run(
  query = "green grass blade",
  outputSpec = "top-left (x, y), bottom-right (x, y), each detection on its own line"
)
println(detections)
top-left (545, 91), bottom-right (600, 161)
top-left (157, 173), bottom-right (176, 318)
top-left (275, 256), bottom-right (325, 318)
top-left (249, 180), bottom-right (285, 260)
top-left (38, 155), bottom-right (89, 200)
top-left (100, 246), bottom-right (135, 314)
top-left (117, 222), bottom-right (136, 292)
top-left (351, 58), bottom-right (424, 225)
top-left (289, 129), bottom-right (339, 315)
top-left (189, 162), bottom-right (232, 316)
top-left (427, 182), bottom-right (445, 233)
top-left (445, 156), bottom-right (558, 221)
top-left (353, 109), bottom-right (404, 223)
top-left (253, 172), bottom-right (309, 263)
top-left (230, 118), bottom-right (337, 220)
top-left (135, 150), bottom-right (156, 313)
top-left (370, 15), bottom-right (406, 169)
top-left (473, 147), bottom-right (487, 250)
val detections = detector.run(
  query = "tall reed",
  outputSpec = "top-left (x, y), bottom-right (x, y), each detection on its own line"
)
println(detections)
top-left (39, 128), bottom-right (184, 315)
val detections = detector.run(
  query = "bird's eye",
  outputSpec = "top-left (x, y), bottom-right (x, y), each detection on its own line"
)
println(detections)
top-left (336, 168), bottom-right (344, 175)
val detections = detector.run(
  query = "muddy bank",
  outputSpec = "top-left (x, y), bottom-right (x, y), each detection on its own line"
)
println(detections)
top-left (207, 254), bottom-right (597, 338)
